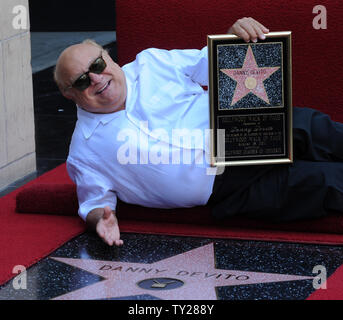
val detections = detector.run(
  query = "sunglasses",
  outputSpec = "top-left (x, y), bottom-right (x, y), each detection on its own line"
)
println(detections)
top-left (65, 52), bottom-right (107, 92)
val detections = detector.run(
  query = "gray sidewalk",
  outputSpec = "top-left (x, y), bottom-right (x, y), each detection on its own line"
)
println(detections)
top-left (30, 31), bottom-right (116, 73)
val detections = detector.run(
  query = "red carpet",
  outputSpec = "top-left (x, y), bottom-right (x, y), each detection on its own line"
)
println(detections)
top-left (0, 166), bottom-right (85, 286)
top-left (2, 163), bottom-right (343, 287)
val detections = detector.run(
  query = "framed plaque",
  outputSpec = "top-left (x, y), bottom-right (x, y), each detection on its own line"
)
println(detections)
top-left (208, 32), bottom-right (293, 166)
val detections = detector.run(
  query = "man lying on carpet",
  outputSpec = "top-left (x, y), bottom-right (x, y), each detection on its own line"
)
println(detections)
top-left (53, 17), bottom-right (343, 246)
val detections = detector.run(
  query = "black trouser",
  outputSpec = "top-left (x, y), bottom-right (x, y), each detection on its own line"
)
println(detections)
top-left (208, 107), bottom-right (343, 222)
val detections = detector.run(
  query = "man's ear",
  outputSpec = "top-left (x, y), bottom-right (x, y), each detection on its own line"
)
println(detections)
top-left (62, 90), bottom-right (74, 101)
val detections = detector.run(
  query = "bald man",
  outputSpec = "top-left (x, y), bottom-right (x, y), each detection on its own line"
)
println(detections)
top-left (54, 40), bottom-right (127, 114)
top-left (54, 18), bottom-right (343, 247)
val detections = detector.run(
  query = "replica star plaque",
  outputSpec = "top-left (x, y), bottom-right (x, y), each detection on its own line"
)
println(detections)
top-left (208, 32), bottom-right (293, 166)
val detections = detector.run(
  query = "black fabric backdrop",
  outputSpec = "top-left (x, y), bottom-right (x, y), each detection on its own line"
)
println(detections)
top-left (29, 0), bottom-right (116, 31)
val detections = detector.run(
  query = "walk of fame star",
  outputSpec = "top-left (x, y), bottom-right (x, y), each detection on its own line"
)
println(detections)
top-left (220, 45), bottom-right (280, 106)
top-left (50, 243), bottom-right (313, 300)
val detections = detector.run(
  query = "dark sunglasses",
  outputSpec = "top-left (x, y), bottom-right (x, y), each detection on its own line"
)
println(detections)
top-left (65, 52), bottom-right (107, 92)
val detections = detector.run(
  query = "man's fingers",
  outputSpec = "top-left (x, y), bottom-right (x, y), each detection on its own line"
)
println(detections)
top-left (99, 229), bottom-right (109, 244)
top-left (114, 239), bottom-right (124, 246)
top-left (106, 235), bottom-right (123, 247)
top-left (98, 226), bottom-right (123, 246)
top-left (97, 224), bottom-right (112, 245)
top-left (253, 18), bottom-right (270, 34)
top-left (231, 24), bottom-right (250, 42)
top-left (239, 18), bottom-right (259, 42)
top-left (113, 222), bottom-right (123, 246)
top-left (103, 206), bottom-right (112, 219)
top-left (230, 17), bottom-right (270, 42)
top-left (250, 19), bottom-right (269, 40)
top-left (250, 23), bottom-right (265, 41)
top-left (102, 231), bottom-right (114, 246)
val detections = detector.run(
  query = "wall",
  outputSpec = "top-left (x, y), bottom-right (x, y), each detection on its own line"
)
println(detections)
top-left (0, 0), bottom-right (36, 190)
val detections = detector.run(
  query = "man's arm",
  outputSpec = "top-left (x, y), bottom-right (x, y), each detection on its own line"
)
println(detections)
top-left (86, 206), bottom-right (123, 246)
top-left (66, 159), bottom-right (121, 246)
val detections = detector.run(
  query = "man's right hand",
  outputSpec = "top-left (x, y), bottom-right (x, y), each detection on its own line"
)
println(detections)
top-left (86, 206), bottom-right (124, 246)
top-left (227, 17), bottom-right (269, 43)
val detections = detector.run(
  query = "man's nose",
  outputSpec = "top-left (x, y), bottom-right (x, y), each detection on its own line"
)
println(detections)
top-left (88, 72), bottom-right (104, 84)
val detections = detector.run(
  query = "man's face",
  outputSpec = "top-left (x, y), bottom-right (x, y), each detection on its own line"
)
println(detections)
top-left (60, 44), bottom-right (127, 114)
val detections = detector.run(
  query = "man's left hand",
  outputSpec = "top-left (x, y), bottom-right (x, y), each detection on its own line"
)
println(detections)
top-left (228, 17), bottom-right (269, 42)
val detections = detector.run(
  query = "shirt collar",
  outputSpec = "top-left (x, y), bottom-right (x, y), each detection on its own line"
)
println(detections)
top-left (76, 106), bottom-right (123, 139)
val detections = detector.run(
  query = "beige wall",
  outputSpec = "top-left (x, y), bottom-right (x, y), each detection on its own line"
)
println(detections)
top-left (0, 0), bottom-right (36, 190)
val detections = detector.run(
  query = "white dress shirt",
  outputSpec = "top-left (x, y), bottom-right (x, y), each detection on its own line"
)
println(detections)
top-left (67, 47), bottom-right (217, 221)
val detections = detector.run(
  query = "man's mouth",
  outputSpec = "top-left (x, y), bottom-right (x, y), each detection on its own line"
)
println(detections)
top-left (96, 80), bottom-right (111, 95)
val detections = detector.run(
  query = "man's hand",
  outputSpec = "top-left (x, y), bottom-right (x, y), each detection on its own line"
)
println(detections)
top-left (96, 206), bottom-right (124, 246)
top-left (86, 206), bottom-right (124, 246)
top-left (228, 17), bottom-right (269, 43)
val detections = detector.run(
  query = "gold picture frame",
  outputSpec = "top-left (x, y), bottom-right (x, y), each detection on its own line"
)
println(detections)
top-left (208, 32), bottom-right (293, 167)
